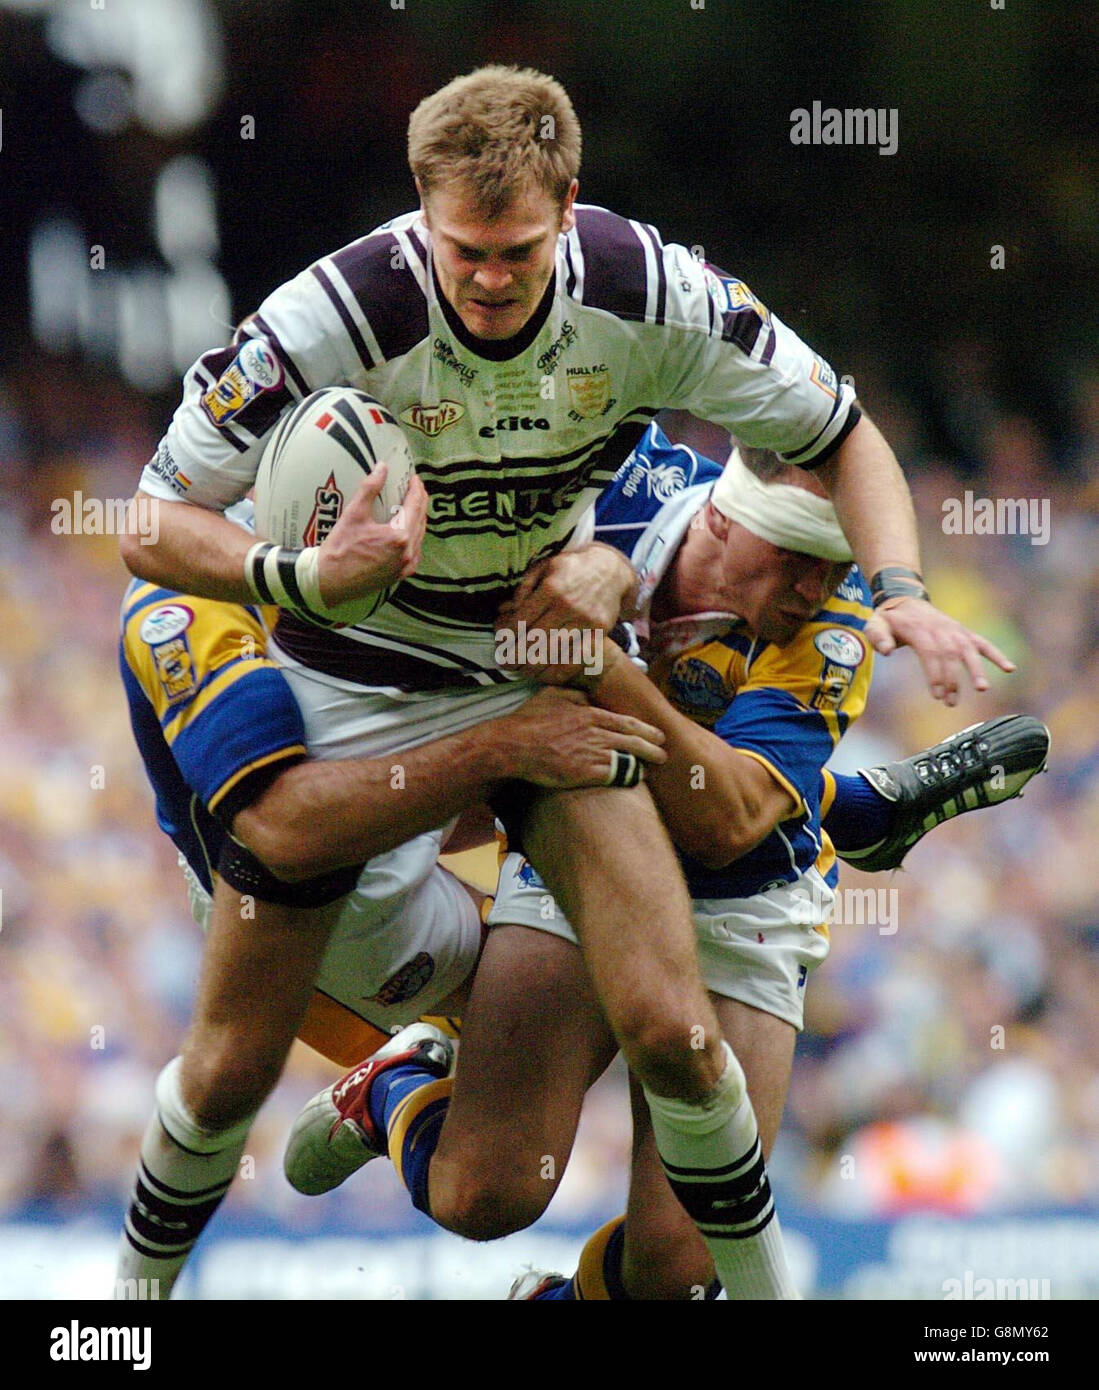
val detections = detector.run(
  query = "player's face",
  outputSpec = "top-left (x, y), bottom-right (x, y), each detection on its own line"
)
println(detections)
top-left (423, 179), bottom-right (577, 341)
top-left (719, 523), bottom-right (850, 645)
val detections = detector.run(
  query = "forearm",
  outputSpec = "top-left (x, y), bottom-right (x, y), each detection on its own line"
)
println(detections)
top-left (814, 413), bottom-right (922, 580)
top-left (233, 720), bottom-right (517, 878)
top-left (121, 490), bottom-right (256, 602)
top-left (587, 653), bottom-right (790, 865)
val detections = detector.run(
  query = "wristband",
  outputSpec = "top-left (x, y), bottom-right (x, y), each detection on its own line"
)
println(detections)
top-left (244, 541), bottom-right (341, 626)
top-left (869, 565), bottom-right (929, 609)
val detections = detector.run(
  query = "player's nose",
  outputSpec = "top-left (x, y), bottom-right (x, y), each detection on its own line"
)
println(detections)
top-left (472, 264), bottom-right (514, 294)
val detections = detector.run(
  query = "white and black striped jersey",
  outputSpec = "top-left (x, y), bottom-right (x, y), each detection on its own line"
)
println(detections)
top-left (140, 205), bottom-right (859, 690)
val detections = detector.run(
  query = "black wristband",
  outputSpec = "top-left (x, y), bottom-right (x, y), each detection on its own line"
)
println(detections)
top-left (869, 566), bottom-right (929, 608)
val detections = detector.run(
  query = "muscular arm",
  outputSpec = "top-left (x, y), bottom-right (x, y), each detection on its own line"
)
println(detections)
top-left (121, 491), bottom-right (257, 602)
top-left (813, 412), bottom-right (920, 579)
top-left (231, 689), bottom-right (666, 880)
top-left (585, 644), bottom-right (796, 870)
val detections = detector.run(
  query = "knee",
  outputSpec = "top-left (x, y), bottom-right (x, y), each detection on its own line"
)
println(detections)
top-left (181, 1043), bottom-right (282, 1130)
top-left (430, 1166), bottom-right (553, 1242)
top-left (614, 1008), bottom-right (720, 1102)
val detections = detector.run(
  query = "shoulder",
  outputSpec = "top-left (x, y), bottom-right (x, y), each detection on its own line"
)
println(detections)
top-left (121, 586), bottom-right (268, 684)
top-left (567, 205), bottom-right (687, 326)
top-left (309, 211), bottom-right (431, 363)
top-left (595, 422), bottom-right (720, 531)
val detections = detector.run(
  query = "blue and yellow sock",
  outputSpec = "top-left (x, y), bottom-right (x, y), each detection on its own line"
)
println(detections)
top-left (532, 1216), bottom-right (722, 1300)
top-left (821, 769), bottom-right (895, 852)
top-left (383, 1076), bottom-right (454, 1216)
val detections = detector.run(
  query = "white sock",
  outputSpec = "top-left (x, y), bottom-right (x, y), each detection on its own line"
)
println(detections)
top-left (114, 1057), bottom-right (255, 1300)
top-left (643, 1042), bottom-right (800, 1300)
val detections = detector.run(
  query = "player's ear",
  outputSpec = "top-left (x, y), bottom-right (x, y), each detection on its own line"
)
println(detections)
top-left (559, 180), bottom-right (579, 234)
top-left (706, 499), bottom-right (731, 541)
top-left (415, 177), bottom-right (429, 221)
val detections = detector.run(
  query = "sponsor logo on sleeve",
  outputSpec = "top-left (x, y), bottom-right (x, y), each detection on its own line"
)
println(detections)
top-left (140, 605), bottom-right (197, 703)
top-left (810, 354), bottom-right (839, 399)
top-left (140, 604), bottom-right (194, 646)
top-left (811, 627), bottom-right (865, 709)
top-left (200, 338), bottom-right (284, 426)
top-left (706, 274), bottom-right (771, 325)
top-left (813, 628), bottom-right (865, 667)
top-left (149, 441), bottom-right (192, 494)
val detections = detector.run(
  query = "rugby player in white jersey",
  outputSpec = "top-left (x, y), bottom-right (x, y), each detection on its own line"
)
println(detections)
top-left (119, 66), bottom-right (1012, 1301)
top-left (283, 425), bottom-right (1047, 1298)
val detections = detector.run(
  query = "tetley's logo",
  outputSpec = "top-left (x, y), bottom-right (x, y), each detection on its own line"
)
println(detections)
top-left (400, 400), bottom-right (465, 437)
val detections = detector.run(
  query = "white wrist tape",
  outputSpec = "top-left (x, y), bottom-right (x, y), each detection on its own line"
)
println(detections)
top-left (243, 541), bottom-right (340, 623)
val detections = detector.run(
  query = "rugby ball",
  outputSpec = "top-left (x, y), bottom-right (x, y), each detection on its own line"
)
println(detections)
top-left (253, 387), bottom-right (415, 623)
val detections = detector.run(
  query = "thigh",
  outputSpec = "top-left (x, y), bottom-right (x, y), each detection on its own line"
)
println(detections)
top-left (519, 784), bottom-right (723, 1099)
top-left (622, 997), bottom-right (797, 1298)
top-left (182, 875), bottom-right (343, 1124)
top-left (432, 924), bottom-right (617, 1204)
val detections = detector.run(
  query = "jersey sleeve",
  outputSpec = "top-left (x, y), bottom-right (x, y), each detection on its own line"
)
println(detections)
top-left (649, 242), bottom-right (860, 467)
top-left (120, 586), bottom-right (307, 822)
top-left (138, 242), bottom-right (384, 509)
top-left (711, 581), bottom-right (874, 813)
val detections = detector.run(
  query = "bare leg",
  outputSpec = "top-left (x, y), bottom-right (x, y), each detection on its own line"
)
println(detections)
top-left (521, 785), bottom-right (725, 1098)
top-left (427, 926), bottom-right (617, 1238)
top-left (116, 879), bottom-right (341, 1298)
top-left (181, 879), bottom-right (343, 1127)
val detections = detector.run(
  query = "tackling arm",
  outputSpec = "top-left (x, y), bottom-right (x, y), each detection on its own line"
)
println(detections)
top-left (583, 642), bottom-right (796, 869)
top-left (231, 687), bottom-right (666, 881)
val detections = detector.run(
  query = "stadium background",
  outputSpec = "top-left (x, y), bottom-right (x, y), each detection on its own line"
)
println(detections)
top-left (0, 0), bottom-right (1096, 1299)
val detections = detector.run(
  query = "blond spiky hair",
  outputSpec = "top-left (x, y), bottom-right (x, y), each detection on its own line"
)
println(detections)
top-left (408, 65), bottom-right (581, 217)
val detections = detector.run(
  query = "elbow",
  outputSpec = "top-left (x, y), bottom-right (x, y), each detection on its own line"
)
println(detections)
top-left (681, 810), bottom-right (770, 872)
top-left (231, 803), bottom-right (330, 883)
top-left (118, 518), bottom-right (147, 577)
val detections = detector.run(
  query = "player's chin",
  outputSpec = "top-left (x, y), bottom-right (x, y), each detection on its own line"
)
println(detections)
top-left (462, 303), bottom-right (526, 338)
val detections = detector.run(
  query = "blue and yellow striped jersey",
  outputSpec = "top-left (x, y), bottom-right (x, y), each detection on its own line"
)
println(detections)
top-left (119, 580), bottom-right (307, 892)
top-left (595, 423), bottom-right (873, 900)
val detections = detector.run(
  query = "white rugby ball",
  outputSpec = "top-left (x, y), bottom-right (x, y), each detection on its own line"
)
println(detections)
top-left (254, 386), bottom-right (415, 624)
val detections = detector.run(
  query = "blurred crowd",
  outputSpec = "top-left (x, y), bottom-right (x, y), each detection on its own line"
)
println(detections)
top-left (0, 346), bottom-right (1096, 1240)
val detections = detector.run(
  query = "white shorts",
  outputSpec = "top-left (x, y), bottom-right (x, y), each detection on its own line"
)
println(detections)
top-left (487, 853), bottom-right (833, 1031)
top-left (180, 843), bottom-right (483, 1032)
top-left (191, 654), bottom-right (534, 1029)
top-left (269, 642), bottom-right (537, 763)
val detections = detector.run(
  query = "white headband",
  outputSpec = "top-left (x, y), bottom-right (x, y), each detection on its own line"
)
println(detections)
top-left (710, 448), bottom-right (853, 562)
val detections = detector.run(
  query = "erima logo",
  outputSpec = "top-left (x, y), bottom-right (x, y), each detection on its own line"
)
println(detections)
top-left (478, 415), bottom-right (550, 438)
top-left (50, 1322), bottom-right (152, 1371)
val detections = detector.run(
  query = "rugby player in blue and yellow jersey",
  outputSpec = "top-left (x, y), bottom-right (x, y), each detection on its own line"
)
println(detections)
top-left (115, 494), bottom-right (669, 1296)
top-left (285, 423), bottom-right (1049, 1299)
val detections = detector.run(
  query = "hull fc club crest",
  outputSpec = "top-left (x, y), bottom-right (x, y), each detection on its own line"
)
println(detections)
top-left (566, 364), bottom-right (612, 419)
